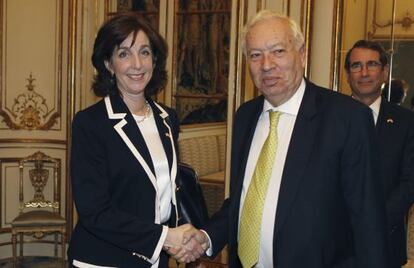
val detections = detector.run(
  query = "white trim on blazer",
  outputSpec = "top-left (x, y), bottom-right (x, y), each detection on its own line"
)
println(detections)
top-left (104, 96), bottom-right (179, 265)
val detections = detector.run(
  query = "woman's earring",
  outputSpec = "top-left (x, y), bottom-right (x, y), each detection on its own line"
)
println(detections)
top-left (110, 74), bottom-right (115, 84)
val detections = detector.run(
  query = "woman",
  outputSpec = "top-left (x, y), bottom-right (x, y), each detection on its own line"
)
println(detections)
top-left (68, 13), bottom-right (200, 267)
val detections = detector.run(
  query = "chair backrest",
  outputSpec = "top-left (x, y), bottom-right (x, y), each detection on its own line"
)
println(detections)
top-left (178, 135), bottom-right (225, 177)
top-left (18, 151), bottom-right (60, 213)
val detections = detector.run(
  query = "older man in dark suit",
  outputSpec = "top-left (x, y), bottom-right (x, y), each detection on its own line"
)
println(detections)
top-left (345, 39), bottom-right (414, 268)
top-left (181, 10), bottom-right (389, 268)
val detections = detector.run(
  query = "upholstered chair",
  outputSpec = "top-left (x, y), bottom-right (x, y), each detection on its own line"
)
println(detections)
top-left (10, 151), bottom-right (66, 267)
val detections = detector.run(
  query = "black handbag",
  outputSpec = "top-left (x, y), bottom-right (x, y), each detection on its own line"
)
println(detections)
top-left (176, 162), bottom-right (209, 228)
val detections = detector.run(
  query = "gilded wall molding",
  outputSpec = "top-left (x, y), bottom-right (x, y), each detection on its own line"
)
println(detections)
top-left (367, 0), bottom-right (414, 39)
top-left (0, 73), bottom-right (58, 130)
top-left (0, 0), bottom-right (63, 131)
top-left (66, 0), bottom-right (78, 241)
top-left (303, 0), bottom-right (313, 79)
top-left (330, 0), bottom-right (343, 91)
top-left (0, 157), bottom-right (20, 233)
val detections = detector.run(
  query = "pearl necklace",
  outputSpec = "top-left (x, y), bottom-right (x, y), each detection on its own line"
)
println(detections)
top-left (135, 101), bottom-right (151, 124)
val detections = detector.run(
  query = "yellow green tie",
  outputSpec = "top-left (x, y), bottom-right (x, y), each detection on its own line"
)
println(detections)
top-left (238, 110), bottom-right (281, 268)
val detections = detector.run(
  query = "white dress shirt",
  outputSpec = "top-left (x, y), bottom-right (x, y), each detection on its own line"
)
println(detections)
top-left (238, 79), bottom-right (305, 267)
top-left (369, 95), bottom-right (381, 125)
top-left (136, 112), bottom-right (172, 224)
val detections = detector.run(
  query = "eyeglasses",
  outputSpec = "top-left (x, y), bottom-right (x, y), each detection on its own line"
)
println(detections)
top-left (349, 61), bottom-right (383, 73)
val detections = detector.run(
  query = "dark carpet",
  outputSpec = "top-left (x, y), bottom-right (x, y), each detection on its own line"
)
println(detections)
top-left (0, 257), bottom-right (66, 268)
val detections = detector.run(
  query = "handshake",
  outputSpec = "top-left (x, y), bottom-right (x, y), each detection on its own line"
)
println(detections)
top-left (163, 224), bottom-right (210, 263)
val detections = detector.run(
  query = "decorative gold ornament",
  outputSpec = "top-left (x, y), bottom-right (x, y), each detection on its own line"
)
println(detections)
top-left (0, 73), bottom-right (59, 130)
top-left (401, 16), bottom-right (414, 30)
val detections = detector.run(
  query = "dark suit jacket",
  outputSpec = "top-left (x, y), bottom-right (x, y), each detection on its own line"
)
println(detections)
top-left (376, 99), bottom-right (414, 267)
top-left (68, 94), bottom-right (180, 267)
top-left (204, 81), bottom-right (388, 268)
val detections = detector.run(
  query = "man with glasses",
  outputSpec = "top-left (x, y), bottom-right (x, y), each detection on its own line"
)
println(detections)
top-left (345, 39), bottom-right (414, 268)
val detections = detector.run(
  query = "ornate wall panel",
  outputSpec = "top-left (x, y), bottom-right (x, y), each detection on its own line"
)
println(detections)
top-left (0, 0), bottom-right (68, 140)
top-left (0, 0), bottom-right (71, 260)
top-left (366, 0), bottom-right (414, 39)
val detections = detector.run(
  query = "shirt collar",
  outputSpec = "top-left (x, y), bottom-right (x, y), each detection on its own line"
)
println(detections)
top-left (369, 95), bottom-right (382, 118)
top-left (263, 78), bottom-right (306, 116)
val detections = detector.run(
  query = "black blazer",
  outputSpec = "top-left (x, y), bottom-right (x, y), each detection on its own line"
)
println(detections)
top-left (68, 94), bottom-right (180, 267)
top-left (204, 81), bottom-right (389, 268)
top-left (376, 99), bottom-right (414, 267)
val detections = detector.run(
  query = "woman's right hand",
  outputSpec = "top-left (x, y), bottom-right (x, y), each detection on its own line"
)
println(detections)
top-left (164, 224), bottom-right (207, 263)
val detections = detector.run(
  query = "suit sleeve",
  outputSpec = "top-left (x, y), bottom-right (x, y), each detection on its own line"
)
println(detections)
top-left (71, 111), bottom-right (166, 264)
top-left (339, 106), bottom-right (389, 267)
top-left (386, 113), bottom-right (414, 228)
top-left (203, 106), bottom-right (247, 257)
top-left (203, 198), bottom-right (230, 257)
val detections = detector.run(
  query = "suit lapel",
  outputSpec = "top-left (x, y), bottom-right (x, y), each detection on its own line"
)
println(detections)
top-left (151, 101), bottom-right (173, 172)
top-left (376, 99), bottom-right (395, 134)
top-left (230, 97), bottom-right (264, 241)
top-left (150, 101), bottom-right (179, 217)
top-left (151, 101), bottom-right (178, 186)
top-left (105, 95), bottom-right (178, 224)
top-left (274, 82), bottom-right (318, 236)
top-left (104, 95), bottom-right (156, 190)
top-left (233, 98), bottom-right (264, 197)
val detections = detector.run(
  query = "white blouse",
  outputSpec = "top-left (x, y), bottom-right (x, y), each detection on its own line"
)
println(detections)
top-left (134, 112), bottom-right (172, 223)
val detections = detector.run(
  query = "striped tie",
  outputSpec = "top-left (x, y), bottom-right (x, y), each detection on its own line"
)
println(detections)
top-left (238, 110), bottom-right (281, 268)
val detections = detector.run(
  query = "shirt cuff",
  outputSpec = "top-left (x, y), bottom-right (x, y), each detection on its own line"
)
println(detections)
top-left (200, 229), bottom-right (213, 256)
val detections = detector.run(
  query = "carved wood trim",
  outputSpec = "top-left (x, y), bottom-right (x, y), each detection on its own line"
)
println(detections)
top-left (0, 1), bottom-right (63, 130)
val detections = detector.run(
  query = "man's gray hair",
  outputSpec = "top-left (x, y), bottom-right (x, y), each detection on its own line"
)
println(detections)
top-left (241, 10), bottom-right (305, 55)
